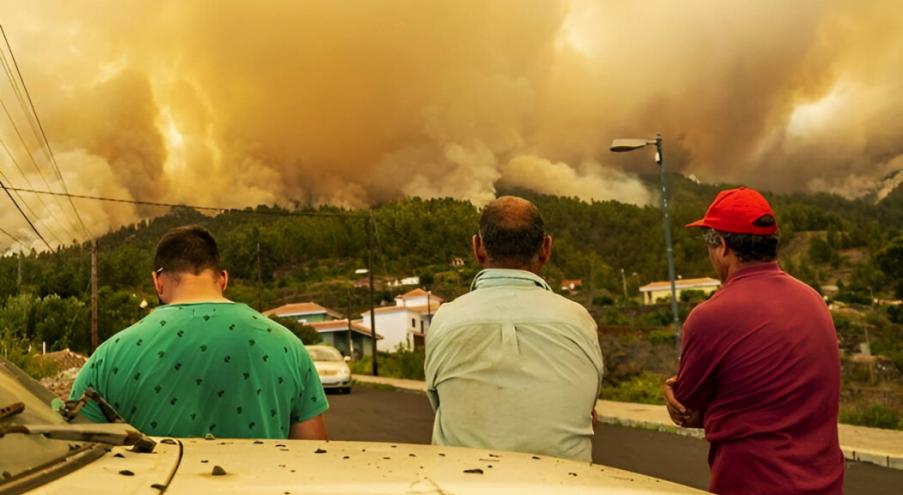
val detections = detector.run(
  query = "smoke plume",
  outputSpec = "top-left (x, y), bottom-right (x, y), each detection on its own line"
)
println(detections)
top-left (0, 0), bottom-right (900, 250)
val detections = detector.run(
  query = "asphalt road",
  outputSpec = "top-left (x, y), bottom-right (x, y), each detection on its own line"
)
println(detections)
top-left (326, 385), bottom-right (903, 495)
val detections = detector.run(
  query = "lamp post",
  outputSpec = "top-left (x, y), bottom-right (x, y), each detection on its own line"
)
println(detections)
top-left (610, 134), bottom-right (681, 350)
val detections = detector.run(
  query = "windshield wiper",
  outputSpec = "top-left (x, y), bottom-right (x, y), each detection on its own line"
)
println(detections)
top-left (0, 423), bottom-right (156, 452)
top-left (0, 402), bottom-right (24, 420)
top-left (56, 387), bottom-right (126, 423)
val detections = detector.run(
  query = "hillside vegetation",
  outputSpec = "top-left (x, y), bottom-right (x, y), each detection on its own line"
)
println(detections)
top-left (2, 174), bottom-right (902, 427)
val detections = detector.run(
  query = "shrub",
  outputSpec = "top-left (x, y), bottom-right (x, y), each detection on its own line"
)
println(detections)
top-left (600, 371), bottom-right (667, 405)
top-left (840, 404), bottom-right (902, 430)
top-left (593, 295), bottom-right (615, 307)
top-left (270, 316), bottom-right (322, 345)
top-left (679, 290), bottom-right (707, 304)
top-left (648, 329), bottom-right (677, 346)
top-left (350, 350), bottom-right (425, 380)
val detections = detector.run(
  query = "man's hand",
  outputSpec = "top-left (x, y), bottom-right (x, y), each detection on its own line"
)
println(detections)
top-left (664, 376), bottom-right (702, 428)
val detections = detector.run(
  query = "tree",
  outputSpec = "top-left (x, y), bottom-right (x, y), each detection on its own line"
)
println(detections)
top-left (270, 316), bottom-right (322, 345)
top-left (875, 236), bottom-right (903, 298)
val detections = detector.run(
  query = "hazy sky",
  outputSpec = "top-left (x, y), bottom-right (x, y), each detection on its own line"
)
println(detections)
top-left (0, 0), bottom-right (900, 250)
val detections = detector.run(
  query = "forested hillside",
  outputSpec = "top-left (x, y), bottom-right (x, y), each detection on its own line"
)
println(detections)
top-left (1, 174), bottom-right (901, 351)
top-left (2, 174), bottom-right (903, 427)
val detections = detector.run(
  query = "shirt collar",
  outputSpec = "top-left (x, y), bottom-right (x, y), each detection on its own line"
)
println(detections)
top-left (723, 261), bottom-right (782, 287)
top-left (470, 268), bottom-right (552, 292)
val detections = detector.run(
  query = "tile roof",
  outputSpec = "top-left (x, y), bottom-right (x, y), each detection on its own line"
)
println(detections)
top-left (363, 301), bottom-right (441, 316)
top-left (396, 288), bottom-right (444, 302)
top-left (639, 277), bottom-right (721, 292)
top-left (263, 301), bottom-right (343, 319)
top-left (309, 320), bottom-right (382, 339)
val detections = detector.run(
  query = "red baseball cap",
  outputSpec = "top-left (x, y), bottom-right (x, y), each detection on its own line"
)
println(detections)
top-left (686, 186), bottom-right (778, 235)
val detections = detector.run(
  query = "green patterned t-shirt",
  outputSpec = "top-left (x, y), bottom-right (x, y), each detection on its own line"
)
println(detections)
top-left (70, 302), bottom-right (328, 438)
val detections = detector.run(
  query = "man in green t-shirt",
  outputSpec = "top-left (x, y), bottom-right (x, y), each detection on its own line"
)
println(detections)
top-left (70, 225), bottom-right (328, 439)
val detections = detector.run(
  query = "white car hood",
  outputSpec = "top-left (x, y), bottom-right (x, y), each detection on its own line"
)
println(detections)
top-left (35, 438), bottom-right (707, 494)
top-left (314, 361), bottom-right (350, 374)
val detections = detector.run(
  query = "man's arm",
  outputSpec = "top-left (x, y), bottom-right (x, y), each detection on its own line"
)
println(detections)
top-left (662, 312), bottom-right (717, 427)
top-left (290, 414), bottom-right (327, 440)
top-left (68, 349), bottom-right (109, 423)
top-left (664, 376), bottom-right (703, 428)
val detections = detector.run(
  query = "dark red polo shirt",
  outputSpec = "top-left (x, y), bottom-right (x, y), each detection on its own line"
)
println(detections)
top-left (674, 263), bottom-right (843, 495)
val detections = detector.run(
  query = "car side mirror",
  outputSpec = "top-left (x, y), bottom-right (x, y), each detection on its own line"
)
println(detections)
top-left (344, 356), bottom-right (351, 363)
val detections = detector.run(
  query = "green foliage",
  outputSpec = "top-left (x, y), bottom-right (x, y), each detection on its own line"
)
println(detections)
top-left (876, 236), bottom-right (903, 298)
top-left (679, 289), bottom-right (707, 303)
top-left (808, 236), bottom-right (841, 267)
top-left (600, 371), bottom-right (667, 405)
top-left (0, 331), bottom-right (60, 379)
top-left (648, 329), bottom-right (677, 346)
top-left (270, 317), bottom-right (322, 345)
top-left (888, 305), bottom-right (903, 325)
top-left (840, 404), bottom-right (902, 430)
top-left (593, 295), bottom-right (615, 307)
top-left (350, 350), bottom-right (425, 380)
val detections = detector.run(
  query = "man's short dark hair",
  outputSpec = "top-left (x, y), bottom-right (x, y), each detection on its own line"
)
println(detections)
top-left (479, 197), bottom-right (545, 264)
top-left (154, 225), bottom-right (221, 277)
top-left (705, 228), bottom-right (778, 262)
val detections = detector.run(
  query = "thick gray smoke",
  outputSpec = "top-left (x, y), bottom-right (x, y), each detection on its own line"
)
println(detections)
top-left (0, 0), bottom-right (900, 251)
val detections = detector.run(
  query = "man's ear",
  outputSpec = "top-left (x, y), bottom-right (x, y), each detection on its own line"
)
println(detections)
top-left (472, 235), bottom-right (488, 265)
top-left (152, 271), bottom-right (164, 297)
top-left (219, 270), bottom-right (229, 293)
top-left (718, 236), bottom-right (731, 259)
top-left (537, 235), bottom-right (553, 265)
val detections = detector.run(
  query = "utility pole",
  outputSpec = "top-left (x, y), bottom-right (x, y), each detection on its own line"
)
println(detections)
top-left (654, 135), bottom-right (681, 353)
top-left (620, 268), bottom-right (628, 298)
top-left (346, 286), bottom-right (353, 360)
top-left (256, 241), bottom-right (262, 312)
top-left (90, 240), bottom-right (98, 352)
top-left (367, 211), bottom-right (378, 376)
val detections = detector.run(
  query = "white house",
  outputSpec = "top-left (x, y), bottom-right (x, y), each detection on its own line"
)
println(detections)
top-left (639, 277), bottom-right (721, 305)
top-left (308, 319), bottom-right (382, 359)
top-left (359, 288), bottom-right (443, 352)
top-left (387, 276), bottom-right (421, 288)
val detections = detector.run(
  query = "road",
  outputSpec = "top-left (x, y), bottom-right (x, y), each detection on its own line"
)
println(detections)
top-left (325, 385), bottom-right (903, 495)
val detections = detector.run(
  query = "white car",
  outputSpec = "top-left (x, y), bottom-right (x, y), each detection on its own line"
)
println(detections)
top-left (307, 345), bottom-right (353, 393)
top-left (0, 356), bottom-right (706, 494)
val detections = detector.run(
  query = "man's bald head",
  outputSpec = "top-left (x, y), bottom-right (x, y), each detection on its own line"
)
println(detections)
top-left (478, 196), bottom-right (546, 266)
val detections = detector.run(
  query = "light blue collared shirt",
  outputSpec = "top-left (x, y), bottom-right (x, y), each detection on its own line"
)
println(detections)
top-left (425, 268), bottom-right (604, 462)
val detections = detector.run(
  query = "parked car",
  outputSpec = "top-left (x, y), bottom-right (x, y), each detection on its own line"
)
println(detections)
top-left (307, 345), bottom-right (353, 393)
top-left (0, 356), bottom-right (706, 494)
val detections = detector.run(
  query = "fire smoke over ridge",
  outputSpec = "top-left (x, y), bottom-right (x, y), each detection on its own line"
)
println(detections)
top-left (0, 0), bottom-right (901, 250)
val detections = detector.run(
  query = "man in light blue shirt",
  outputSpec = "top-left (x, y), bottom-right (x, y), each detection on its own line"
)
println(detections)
top-left (425, 196), bottom-right (604, 462)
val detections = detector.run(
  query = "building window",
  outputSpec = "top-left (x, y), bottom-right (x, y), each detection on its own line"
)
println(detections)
top-left (420, 320), bottom-right (424, 332)
top-left (411, 318), bottom-right (416, 328)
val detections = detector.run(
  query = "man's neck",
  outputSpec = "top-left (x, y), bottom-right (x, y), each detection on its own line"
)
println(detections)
top-left (482, 261), bottom-right (542, 276)
top-left (164, 294), bottom-right (231, 305)
top-left (725, 260), bottom-right (775, 281)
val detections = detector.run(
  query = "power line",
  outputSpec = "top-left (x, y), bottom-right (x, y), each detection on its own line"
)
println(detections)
top-left (0, 152), bottom-right (64, 247)
top-left (6, 186), bottom-right (367, 219)
top-left (0, 225), bottom-right (21, 245)
top-left (0, 131), bottom-right (76, 243)
top-left (0, 24), bottom-right (89, 238)
top-left (0, 180), bottom-right (51, 250)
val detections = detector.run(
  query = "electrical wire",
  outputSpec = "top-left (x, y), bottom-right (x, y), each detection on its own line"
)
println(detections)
top-left (0, 225), bottom-right (21, 245)
top-left (0, 155), bottom-right (64, 247)
top-left (5, 186), bottom-right (367, 219)
top-left (0, 24), bottom-right (88, 238)
top-left (0, 180), bottom-right (51, 250)
top-left (0, 132), bottom-right (75, 243)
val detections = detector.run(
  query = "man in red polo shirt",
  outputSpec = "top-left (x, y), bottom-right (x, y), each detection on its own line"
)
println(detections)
top-left (664, 187), bottom-right (843, 494)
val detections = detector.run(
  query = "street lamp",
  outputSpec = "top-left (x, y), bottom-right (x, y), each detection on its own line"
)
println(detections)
top-left (610, 134), bottom-right (681, 349)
